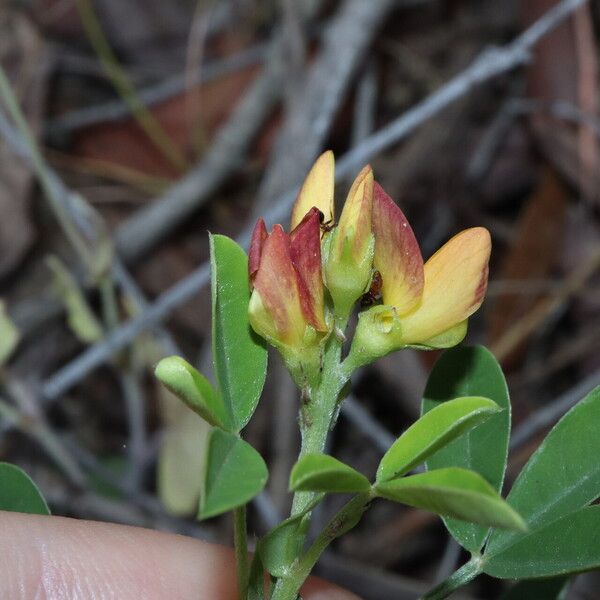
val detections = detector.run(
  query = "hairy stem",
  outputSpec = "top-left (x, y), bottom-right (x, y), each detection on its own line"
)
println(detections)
top-left (290, 318), bottom-right (350, 517)
top-left (268, 317), bottom-right (358, 599)
top-left (271, 493), bottom-right (372, 600)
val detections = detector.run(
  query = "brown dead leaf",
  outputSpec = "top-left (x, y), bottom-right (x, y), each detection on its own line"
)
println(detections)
top-left (523, 0), bottom-right (600, 203)
top-left (0, 12), bottom-right (49, 278)
top-left (487, 168), bottom-right (567, 365)
top-left (72, 58), bottom-right (261, 179)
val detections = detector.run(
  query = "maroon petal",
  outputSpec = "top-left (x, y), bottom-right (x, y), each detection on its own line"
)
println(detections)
top-left (248, 218), bottom-right (268, 287)
top-left (290, 207), bottom-right (328, 332)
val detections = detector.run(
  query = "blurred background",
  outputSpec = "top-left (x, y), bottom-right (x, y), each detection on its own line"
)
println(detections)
top-left (1, 0), bottom-right (600, 598)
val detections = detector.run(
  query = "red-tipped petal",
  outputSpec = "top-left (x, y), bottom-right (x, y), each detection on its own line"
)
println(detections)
top-left (248, 218), bottom-right (268, 286)
top-left (291, 151), bottom-right (335, 230)
top-left (290, 208), bottom-right (327, 331)
top-left (399, 228), bottom-right (491, 344)
top-left (252, 225), bottom-right (307, 346)
top-left (372, 183), bottom-right (424, 314)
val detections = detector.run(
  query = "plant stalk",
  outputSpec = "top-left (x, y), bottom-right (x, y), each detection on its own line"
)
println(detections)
top-left (271, 493), bottom-right (372, 600)
top-left (234, 506), bottom-right (249, 600)
top-left (420, 557), bottom-right (483, 600)
top-left (268, 316), bottom-right (361, 599)
top-left (290, 317), bottom-right (350, 517)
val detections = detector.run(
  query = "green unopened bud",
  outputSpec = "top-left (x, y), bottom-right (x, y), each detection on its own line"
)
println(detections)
top-left (324, 166), bottom-right (375, 318)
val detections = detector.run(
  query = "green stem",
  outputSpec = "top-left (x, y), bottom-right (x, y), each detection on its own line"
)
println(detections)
top-left (420, 557), bottom-right (483, 600)
top-left (290, 318), bottom-right (350, 517)
top-left (234, 506), bottom-right (249, 600)
top-left (268, 317), bottom-right (362, 600)
top-left (271, 493), bottom-right (372, 600)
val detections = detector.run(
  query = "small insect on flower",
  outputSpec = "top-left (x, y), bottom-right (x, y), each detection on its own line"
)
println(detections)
top-left (360, 271), bottom-right (383, 307)
top-left (318, 209), bottom-right (335, 233)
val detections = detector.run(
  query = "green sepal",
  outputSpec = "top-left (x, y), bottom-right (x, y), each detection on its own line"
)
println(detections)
top-left (324, 230), bottom-right (375, 319)
top-left (406, 320), bottom-right (468, 350)
top-left (344, 304), bottom-right (403, 370)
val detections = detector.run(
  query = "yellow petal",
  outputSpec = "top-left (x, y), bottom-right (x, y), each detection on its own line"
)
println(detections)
top-left (399, 228), bottom-right (491, 344)
top-left (290, 150), bottom-right (335, 230)
top-left (334, 165), bottom-right (373, 261)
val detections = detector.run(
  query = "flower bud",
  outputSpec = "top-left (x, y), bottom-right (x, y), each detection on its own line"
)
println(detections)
top-left (248, 209), bottom-right (329, 387)
top-left (323, 166), bottom-right (375, 318)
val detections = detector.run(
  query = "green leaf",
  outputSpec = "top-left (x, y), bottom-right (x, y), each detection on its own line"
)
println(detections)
top-left (0, 462), bottom-right (50, 515)
top-left (155, 356), bottom-right (231, 429)
top-left (422, 345), bottom-right (511, 553)
top-left (47, 255), bottom-right (104, 344)
top-left (500, 577), bottom-right (569, 600)
top-left (0, 301), bottom-right (20, 365)
top-left (375, 468), bottom-right (526, 531)
top-left (290, 454), bottom-right (371, 493)
top-left (258, 494), bottom-right (324, 577)
top-left (484, 506), bottom-right (600, 579)
top-left (486, 386), bottom-right (600, 556)
top-left (377, 396), bottom-right (500, 482)
top-left (210, 234), bottom-right (268, 431)
top-left (198, 428), bottom-right (268, 519)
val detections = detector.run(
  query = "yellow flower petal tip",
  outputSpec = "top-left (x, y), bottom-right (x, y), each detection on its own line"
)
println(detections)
top-left (399, 227), bottom-right (491, 345)
top-left (290, 150), bottom-right (335, 230)
top-left (335, 165), bottom-right (373, 261)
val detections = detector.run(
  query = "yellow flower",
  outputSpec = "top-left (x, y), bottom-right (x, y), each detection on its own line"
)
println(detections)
top-left (249, 151), bottom-right (491, 374)
top-left (348, 183), bottom-right (491, 365)
top-left (290, 150), bottom-right (335, 230)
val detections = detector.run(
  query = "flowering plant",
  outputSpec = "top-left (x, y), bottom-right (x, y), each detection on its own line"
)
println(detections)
top-left (152, 153), bottom-right (600, 600)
